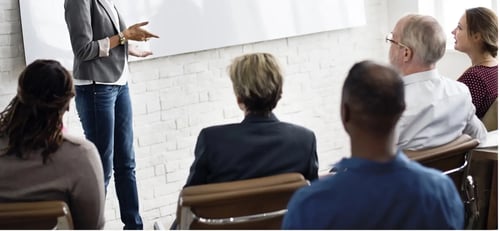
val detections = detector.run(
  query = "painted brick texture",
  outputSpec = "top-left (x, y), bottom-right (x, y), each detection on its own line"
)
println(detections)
top-left (0, 0), bottom-right (388, 229)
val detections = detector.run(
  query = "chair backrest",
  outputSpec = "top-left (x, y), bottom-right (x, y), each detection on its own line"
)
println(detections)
top-left (404, 134), bottom-right (479, 189)
top-left (404, 134), bottom-right (481, 228)
top-left (482, 98), bottom-right (498, 131)
top-left (0, 200), bottom-right (73, 230)
top-left (177, 172), bottom-right (309, 229)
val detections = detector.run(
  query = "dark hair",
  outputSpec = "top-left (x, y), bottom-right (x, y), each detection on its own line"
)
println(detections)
top-left (0, 59), bottom-right (75, 163)
top-left (342, 60), bottom-right (405, 133)
top-left (466, 7), bottom-right (498, 57)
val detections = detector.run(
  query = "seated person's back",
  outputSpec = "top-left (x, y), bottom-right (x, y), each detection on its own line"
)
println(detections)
top-left (387, 14), bottom-right (487, 150)
top-left (0, 60), bottom-right (105, 229)
top-left (282, 61), bottom-right (464, 229)
top-left (185, 53), bottom-right (318, 187)
top-left (398, 72), bottom-right (482, 149)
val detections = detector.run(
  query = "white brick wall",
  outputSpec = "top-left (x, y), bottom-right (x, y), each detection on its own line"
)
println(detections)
top-left (0, 0), bottom-right (389, 229)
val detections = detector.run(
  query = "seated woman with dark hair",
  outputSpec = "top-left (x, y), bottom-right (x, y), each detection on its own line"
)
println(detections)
top-left (0, 60), bottom-right (105, 229)
top-left (184, 53), bottom-right (319, 187)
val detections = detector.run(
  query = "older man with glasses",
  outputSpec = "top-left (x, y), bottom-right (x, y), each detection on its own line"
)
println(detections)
top-left (387, 14), bottom-right (487, 151)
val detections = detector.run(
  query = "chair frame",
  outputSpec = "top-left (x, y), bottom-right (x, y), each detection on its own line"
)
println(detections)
top-left (0, 200), bottom-right (73, 230)
top-left (404, 134), bottom-right (480, 228)
top-left (177, 173), bottom-right (309, 229)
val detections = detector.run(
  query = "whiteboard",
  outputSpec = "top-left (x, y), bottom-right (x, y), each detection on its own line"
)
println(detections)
top-left (19, 0), bottom-right (366, 68)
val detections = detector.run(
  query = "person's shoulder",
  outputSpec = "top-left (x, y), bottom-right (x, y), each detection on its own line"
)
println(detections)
top-left (405, 159), bottom-right (452, 183)
top-left (63, 133), bottom-right (93, 146)
top-left (279, 121), bottom-right (315, 136)
top-left (291, 175), bottom-right (337, 203)
top-left (200, 123), bottom-right (241, 134)
top-left (438, 73), bottom-right (471, 93)
top-left (62, 134), bottom-right (99, 156)
top-left (461, 65), bottom-right (497, 81)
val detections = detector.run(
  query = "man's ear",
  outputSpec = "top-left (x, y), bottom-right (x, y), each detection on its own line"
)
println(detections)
top-left (403, 47), bottom-right (412, 62)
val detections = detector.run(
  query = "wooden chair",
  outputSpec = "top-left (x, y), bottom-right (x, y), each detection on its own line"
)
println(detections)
top-left (482, 98), bottom-right (498, 131)
top-left (404, 134), bottom-right (480, 229)
top-left (174, 173), bottom-right (309, 229)
top-left (0, 200), bottom-right (73, 230)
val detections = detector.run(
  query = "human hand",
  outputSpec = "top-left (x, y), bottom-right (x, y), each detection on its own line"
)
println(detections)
top-left (123, 21), bottom-right (160, 42)
top-left (128, 44), bottom-right (153, 58)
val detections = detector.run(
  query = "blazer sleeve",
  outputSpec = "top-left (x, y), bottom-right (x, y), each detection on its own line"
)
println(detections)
top-left (184, 129), bottom-right (210, 187)
top-left (64, 0), bottom-right (100, 61)
top-left (307, 133), bottom-right (319, 181)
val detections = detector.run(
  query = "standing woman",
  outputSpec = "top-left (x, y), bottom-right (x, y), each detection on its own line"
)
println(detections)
top-left (64, 0), bottom-right (159, 229)
top-left (452, 7), bottom-right (498, 119)
top-left (0, 60), bottom-right (105, 229)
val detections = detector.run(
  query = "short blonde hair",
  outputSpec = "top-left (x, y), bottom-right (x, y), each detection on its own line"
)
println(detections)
top-left (228, 53), bottom-right (283, 113)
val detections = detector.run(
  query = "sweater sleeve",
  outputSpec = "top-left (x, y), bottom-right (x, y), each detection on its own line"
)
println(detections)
top-left (68, 141), bottom-right (106, 229)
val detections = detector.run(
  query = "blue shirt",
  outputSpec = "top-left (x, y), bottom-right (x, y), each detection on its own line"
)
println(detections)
top-left (282, 151), bottom-right (464, 229)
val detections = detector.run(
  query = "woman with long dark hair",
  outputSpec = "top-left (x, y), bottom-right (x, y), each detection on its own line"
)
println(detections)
top-left (0, 60), bottom-right (105, 229)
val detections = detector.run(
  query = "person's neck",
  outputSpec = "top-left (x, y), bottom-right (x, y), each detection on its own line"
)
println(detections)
top-left (244, 110), bottom-right (271, 117)
top-left (468, 51), bottom-right (497, 67)
top-left (401, 62), bottom-right (435, 76)
top-left (349, 132), bottom-right (397, 162)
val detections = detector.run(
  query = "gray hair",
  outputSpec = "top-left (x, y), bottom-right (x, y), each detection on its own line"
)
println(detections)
top-left (400, 14), bottom-right (446, 65)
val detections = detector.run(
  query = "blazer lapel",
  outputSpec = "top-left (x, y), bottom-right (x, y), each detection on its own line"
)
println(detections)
top-left (116, 8), bottom-right (127, 31)
top-left (97, 0), bottom-right (120, 32)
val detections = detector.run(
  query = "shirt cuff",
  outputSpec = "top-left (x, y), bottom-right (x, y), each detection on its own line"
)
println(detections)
top-left (98, 37), bottom-right (110, 57)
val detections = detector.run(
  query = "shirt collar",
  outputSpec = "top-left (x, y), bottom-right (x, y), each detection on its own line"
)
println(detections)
top-left (403, 69), bottom-right (440, 85)
top-left (241, 112), bottom-right (279, 124)
top-left (332, 150), bottom-right (410, 172)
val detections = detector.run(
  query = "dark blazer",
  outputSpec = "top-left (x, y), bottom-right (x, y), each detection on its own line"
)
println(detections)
top-left (185, 113), bottom-right (319, 187)
top-left (64, 0), bottom-right (127, 82)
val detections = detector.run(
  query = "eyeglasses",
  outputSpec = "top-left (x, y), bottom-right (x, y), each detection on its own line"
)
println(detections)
top-left (385, 33), bottom-right (409, 49)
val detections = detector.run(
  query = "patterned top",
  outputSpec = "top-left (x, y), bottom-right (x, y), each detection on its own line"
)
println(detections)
top-left (458, 65), bottom-right (498, 119)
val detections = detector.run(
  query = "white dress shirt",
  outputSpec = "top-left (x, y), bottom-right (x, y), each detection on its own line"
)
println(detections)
top-left (396, 69), bottom-right (487, 150)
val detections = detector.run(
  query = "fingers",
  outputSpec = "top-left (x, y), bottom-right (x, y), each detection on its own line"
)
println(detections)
top-left (144, 31), bottom-right (160, 39)
top-left (141, 51), bottom-right (153, 57)
top-left (127, 21), bottom-right (160, 41)
top-left (131, 21), bottom-right (149, 28)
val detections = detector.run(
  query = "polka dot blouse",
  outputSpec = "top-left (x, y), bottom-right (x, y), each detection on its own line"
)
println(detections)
top-left (457, 65), bottom-right (498, 119)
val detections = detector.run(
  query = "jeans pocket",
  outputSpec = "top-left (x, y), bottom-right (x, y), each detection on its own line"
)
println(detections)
top-left (93, 85), bottom-right (116, 95)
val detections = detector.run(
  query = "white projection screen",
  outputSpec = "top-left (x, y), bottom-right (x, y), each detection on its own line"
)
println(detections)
top-left (19, 0), bottom-right (366, 69)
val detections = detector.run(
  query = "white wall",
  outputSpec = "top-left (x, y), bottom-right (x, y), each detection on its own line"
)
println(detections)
top-left (1, 0), bottom-right (389, 229)
top-left (437, 50), bottom-right (471, 80)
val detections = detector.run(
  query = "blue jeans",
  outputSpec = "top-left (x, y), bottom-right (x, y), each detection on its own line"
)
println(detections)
top-left (75, 83), bottom-right (143, 229)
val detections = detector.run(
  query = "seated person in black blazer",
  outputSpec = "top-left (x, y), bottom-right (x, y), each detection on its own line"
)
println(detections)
top-left (185, 52), bottom-right (319, 187)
